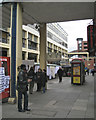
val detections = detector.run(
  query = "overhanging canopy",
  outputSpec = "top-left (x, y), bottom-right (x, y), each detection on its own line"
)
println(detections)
top-left (1, 1), bottom-right (95, 28)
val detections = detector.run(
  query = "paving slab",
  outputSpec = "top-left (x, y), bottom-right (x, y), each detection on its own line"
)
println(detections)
top-left (1, 76), bottom-right (95, 119)
top-left (31, 109), bottom-right (57, 117)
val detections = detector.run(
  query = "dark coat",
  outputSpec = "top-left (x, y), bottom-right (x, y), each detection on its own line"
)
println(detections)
top-left (36, 71), bottom-right (42, 84)
top-left (57, 69), bottom-right (63, 77)
top-left (27, 68), bottom-right (35, 82)
top-left (42, 72), bottom-right (47, 87)
top-left (17, 69), bottom-right (28, 93)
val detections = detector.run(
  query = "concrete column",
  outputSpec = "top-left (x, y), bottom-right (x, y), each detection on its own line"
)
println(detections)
top-left (25, 31), bottom-right (28, 60)
top-left (15, 3), bottom-right (22, 100)
top-left (40, 23), bottom-right (46, 70)
top-left (37, 37), bottom-right (40, 63)
top-left (16, 3), bottom-right (22, 73)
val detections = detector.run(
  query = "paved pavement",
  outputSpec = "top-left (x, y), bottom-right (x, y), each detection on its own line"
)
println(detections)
top-left (1, 74), bottom-right (95, 119)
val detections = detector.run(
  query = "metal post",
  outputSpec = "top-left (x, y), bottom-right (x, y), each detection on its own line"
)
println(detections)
top-left (11, 3), bottom-right (17, 98)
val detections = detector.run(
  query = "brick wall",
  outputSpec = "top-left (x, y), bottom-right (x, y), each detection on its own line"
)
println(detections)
top-left (84, 59), bottom-right (94, 69)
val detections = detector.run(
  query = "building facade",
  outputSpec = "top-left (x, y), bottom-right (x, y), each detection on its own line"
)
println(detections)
top-left (0, 23), bottom-right (68, 64)
top-left (77, 38), bottom-right (88, 52)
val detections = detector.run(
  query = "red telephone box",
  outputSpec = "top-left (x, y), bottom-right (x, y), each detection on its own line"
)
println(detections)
top-left (0, 56), bottom-right (10, 100)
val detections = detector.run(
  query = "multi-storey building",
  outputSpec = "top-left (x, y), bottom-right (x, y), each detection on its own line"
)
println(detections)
top-left (0, 23), bottom-right (68, 64)
top-left (77, 38), bottom-right (88, 51)
top-left (47, 23), bottom-right (68, 58)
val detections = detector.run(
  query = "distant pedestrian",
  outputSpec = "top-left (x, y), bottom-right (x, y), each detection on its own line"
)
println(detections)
top-left (27, 67), bottom-right (35, 94)
top-left (17, 64), bottom-right (31, 112)
top-left (89, 69), bottom-right (91, 75)
top-left (57, 67), bottom-right (63, 83)
top-left (91, 69), bottom-right (94, 76)
top-left (87, 69), bottom-right (89, 75)
top-left (42, 69), bottom-right (47, 93)
top-left (36, 68), bottom-right (42, 91)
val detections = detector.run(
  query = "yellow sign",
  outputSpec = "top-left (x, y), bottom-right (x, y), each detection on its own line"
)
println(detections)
top-left (73, 77), bottom-right (80, 83)
top-left (73, 66), bottom-right (80, 75)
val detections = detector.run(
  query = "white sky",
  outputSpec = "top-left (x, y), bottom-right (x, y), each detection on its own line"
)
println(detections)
top-left (59, 19), bottom-right (93, 52)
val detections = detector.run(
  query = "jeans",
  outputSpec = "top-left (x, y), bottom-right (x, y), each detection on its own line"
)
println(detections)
top-left (59, 76), bottom-right (62, 82)
top-left (43, 87), bottom-right (45, 93)
top-left (18, 91), bottom-right (28, 110)
top-left (29, 82), bottom-right (34, 94)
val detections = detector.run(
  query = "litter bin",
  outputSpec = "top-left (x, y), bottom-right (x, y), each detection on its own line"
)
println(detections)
top-left (71, 58), bottom-right (85, 85)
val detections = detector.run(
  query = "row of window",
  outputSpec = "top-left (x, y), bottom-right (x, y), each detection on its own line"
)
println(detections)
top-left (47, 31), bottom-right (68, 48)
top-left (22, 52), bottom-right (37, 62)
top-left (23, 30), bottom-right (38, 43)
top-left (47, 23), bottom-right (67, 42)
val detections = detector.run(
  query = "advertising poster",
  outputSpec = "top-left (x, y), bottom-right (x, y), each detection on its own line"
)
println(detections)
top-left (73, 77), bottom-right (80, 84)
top-left (73, 64), bottom-right (80, 75)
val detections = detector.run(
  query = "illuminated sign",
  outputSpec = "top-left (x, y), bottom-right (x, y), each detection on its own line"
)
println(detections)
top-left (87, 25), bottom-right (94, 50)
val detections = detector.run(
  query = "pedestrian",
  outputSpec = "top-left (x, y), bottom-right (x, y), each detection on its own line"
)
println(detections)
top-left (91, 69), bottom-right (94, 76)
top-left (36, 68), bottom-right (42, 91)
top-left (42, 69), bottom-right (47, 93)
top-left (27, 67), bottom-right (35, 94)
top-left (89, 69), bottom-right (91, 75)
top-left (17, 64), bottom-right (31, 112)
top-left (57, 67), bottom-right (63, 83)
top-left (87, 68), bottom-right (89, 75)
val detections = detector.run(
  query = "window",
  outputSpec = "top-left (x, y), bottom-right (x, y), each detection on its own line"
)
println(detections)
top-left (22, 39), bottom-right (26, 48)
top-left (84, 43), bottom-right (87, 45)
top-left (22, 52), bottom-right (26, 60)
top-left (84, 47), bottom-right (88, 49)
top-left (50, 43), bottom-right (52, 48)
top-left (1, 32), bottom-right (8, 44)
top-left (22, 30), bottom-right (26, 38)
top-left (0, 48), bottom-right (8, 57)
top-left (28, 53), bottom-right (37, 62)
top-left (48, 47), bottom-right (52, 53)
top-left (54, 50), bottom-right (57, 53)
top-left (65, 43), bottom-right (68, 48)
top-left (48, 31), bottom-right (53, 39)
top-left (28, 41), bottom-right (37, 50)
top-left (28, 33), bottom-right (32, 40)
top-left (79, 47), bottom-right (82, 50)
top-left (34, 36), bottom-right (38, 43)
top-left (79, 43), bottom-right (82, 47)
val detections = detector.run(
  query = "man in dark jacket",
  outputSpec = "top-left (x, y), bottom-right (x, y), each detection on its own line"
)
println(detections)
top-left (17, 64), bottom-right (31, 112)
top-left (36, 68), bottom-right (42, 91)
top-left (27, 67), bottom-right (35, 94)
top-left (42, 69), bottom-right (47, 93)
top-left (57, 67), bottom-right (63, 83)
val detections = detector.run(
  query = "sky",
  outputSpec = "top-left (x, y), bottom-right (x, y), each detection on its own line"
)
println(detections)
top-left (59, 19), bottom-right (93, 52)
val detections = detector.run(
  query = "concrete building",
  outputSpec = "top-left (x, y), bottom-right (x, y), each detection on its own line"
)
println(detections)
top-left (0, 23), bottom-right (68, 64)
